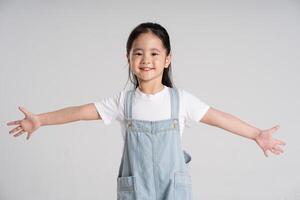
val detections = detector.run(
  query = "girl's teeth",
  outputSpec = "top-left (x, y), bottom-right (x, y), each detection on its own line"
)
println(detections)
top-left (142, 68), bottom-right (152, 71)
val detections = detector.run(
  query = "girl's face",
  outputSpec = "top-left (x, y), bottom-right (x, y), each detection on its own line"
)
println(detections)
top-left (127, 32), bottom-right (171, 85)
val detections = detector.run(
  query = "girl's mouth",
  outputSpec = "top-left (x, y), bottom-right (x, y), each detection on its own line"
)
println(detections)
top-left (140, 67), bottom-right (154, 71)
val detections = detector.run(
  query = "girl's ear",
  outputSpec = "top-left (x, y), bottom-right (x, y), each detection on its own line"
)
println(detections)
top-left (165, 53), bottom-right (172, 68)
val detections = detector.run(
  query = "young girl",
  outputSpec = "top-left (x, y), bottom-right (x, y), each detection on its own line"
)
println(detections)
top-left (7, 22), bottom-right (286, 200)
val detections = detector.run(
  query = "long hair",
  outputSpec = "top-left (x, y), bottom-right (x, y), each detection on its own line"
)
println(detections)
top-left (125, 22), bottom-right (174, 89)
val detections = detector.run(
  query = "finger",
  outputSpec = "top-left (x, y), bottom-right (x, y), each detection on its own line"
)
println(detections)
top-left (269, 125), bottom-right (280, 133)
top-left (27, 132), bottom-right (32, 140)
top-left (270, 148), bottom-right (280, 155)
top-left (273, 146), bottom-right (284, 154)
top-left (13, 129), bottom-right (25, 137)
top-left (7, 120), bottom-right (21, 126)
top-left (19, 106), bottom-right (32, 117)
top-left (275, 139), bottom-right (287, 146)
top-left (9, 126), bottom-right (23, 134)
top-left (263, 149), bottom-right (269, 157)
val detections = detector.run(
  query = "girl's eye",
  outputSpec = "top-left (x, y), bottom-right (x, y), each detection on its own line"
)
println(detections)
top-left (133, 52), bottom-right (158, 56)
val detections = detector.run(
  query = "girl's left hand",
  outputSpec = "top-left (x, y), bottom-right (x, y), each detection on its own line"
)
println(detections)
top-left (254, 125), bottom-right (286, 157)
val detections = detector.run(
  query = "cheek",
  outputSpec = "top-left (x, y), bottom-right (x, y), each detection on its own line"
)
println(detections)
top-left (154, 57), bottom-right (165, 64)
top-left (129, 57), bottom-right (137, 64)
top-left (131, 59), bottom-right (141, 69)
top-left (133, 59), bottom-right (140, 65)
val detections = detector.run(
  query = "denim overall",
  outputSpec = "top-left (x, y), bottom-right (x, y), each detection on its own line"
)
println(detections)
top-left (117, 87), bottom-right (193, 200)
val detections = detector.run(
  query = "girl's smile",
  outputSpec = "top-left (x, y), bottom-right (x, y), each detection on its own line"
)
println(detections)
top-left (140, 67), bottom-right (155, 71)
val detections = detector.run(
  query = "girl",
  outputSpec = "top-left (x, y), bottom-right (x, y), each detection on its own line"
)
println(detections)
top-left (7, 22), bottom-right (286, 200)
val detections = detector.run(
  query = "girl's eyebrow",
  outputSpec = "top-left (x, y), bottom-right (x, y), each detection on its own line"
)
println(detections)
top-left (133, 48), bottom-right (161, 52)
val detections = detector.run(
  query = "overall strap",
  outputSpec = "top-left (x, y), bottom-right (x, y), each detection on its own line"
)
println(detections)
top-left (170, 87), bottom-right (179, 119)
top-left (124, 89), bottom-right (134, 120)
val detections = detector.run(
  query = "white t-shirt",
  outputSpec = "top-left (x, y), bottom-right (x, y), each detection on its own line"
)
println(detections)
top-left (94, 85), bottom-right (210, 140)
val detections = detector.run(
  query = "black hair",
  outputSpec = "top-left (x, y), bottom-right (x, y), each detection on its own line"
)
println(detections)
top-left (125, 22), bottom-right (174, 89)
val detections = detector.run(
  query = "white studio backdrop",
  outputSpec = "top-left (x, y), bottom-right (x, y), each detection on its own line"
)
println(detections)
top-left (1, 0), bottom-right (299, 200)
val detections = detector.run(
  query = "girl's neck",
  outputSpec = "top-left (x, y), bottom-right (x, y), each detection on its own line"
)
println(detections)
top-left (137, 83), bottom-right (165, 95)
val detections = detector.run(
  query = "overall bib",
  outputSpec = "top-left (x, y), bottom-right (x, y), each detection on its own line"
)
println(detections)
top-left (117, 87), bottom-right (193, 200)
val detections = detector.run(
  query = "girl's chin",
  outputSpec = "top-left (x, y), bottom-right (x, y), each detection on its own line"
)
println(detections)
top-left (137, 76), bottom-right (153, 81)
top-left (136, 74), bottom-right (162, 82)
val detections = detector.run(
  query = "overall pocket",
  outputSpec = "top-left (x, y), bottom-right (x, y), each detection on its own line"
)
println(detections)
top-left (117, 175), bottom-right (136, 200)
top-left (174, 171), bottom-right (192, 200)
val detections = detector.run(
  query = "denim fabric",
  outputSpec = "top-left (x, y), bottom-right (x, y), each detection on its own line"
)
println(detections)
top-left (117, 87), bottom-right (193, 200)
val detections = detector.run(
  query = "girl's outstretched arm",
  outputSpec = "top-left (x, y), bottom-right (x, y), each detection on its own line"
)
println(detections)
top-left (200, 107), bottom-right (286, 157)
top-left (7, 103), bottom-right (101, 140)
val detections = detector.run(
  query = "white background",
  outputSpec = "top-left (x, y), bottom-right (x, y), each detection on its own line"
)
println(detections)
top-left (1, 0), bottom-right (299, 199)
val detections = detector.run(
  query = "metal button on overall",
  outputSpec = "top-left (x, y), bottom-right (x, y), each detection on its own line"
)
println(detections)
top-left (116, 87), bottom-right (193, 200)
top-left (128, 122), bottom-right (132, 128)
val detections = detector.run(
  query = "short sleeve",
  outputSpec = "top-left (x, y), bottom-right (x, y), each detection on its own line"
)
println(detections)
top-left (182, 89), bottom-right (210, 122)
top-left (93, 91), bottom-right (124, 125)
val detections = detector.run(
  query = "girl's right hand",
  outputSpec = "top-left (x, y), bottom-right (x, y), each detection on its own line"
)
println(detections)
top-left (7, 106), bottom-right (41, 140)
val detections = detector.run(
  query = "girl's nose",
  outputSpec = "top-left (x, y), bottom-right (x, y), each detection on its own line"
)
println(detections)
top-left (142, 56), bottom-right (150, 64)
top-left (142, 59), bottom-right (150, 65)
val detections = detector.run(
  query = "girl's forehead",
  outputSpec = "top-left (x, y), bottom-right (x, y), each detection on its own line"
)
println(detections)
top-left (132, 33), bottom-right (164, 50)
